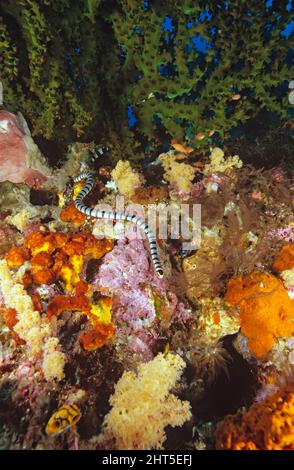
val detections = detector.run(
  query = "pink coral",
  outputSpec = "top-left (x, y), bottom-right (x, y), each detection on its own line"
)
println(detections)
top-left (270, 227), bottom-right (294, 243)
top-left (112, 290), bottom-right (155, 327)
top-left (94, 233), bottom-right (167, 359)
top-left (0, 110), bottom-right (49, 188)
top-left (94, 232), bottom-right (192, 358)
top-left (95, 234), bottom-right (166, 293)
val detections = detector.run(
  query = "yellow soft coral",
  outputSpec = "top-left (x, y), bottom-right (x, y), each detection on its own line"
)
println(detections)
top-left (216, 385), bottom-right (294, 450)
top-left (159, 151), bottom-right (196, 193)
top-left (42, 337), bottom-right (66, 382)
top-left (111, 160), bottom-right (144, 198)
top-left (100, 353), bottom-right (191, 449)
top-left (203, 147), bottom-right (242, 175)
top-left (0, 259), bottom-right (65, 380)
top-left (225, 272), bottom-right (294, 357)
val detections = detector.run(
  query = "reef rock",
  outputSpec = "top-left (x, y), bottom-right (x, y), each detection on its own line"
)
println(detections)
top-left (0, 110), bottom-right (52, 188)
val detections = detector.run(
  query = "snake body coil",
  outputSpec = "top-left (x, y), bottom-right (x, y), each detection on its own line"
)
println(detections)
top-left (74, 172), bottom-right (164, 277)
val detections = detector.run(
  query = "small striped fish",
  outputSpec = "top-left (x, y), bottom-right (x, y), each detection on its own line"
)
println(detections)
top-left (73, 171), bottom-right (164, 277)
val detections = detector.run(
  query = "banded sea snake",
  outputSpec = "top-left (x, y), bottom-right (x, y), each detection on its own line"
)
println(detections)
top-left (73, 171), bottom-right (164, 277)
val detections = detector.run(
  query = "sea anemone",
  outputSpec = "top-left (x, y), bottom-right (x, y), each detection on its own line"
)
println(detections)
top-left (187, 339), bottom-right (231, 384)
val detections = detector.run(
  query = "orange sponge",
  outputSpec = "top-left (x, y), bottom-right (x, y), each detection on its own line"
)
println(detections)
top-left (60, 203), bottom-right (85, 227)
top-left (80, 323), bottom-right (116, 350)
top-left (216, 385), bottom-right (294, 450)
top-left (225, 272), bottom-right (294, 356)
top-left (31, 252), bottom-right (56, 285)
top-left (46, 294), bottom-right (91, 320)
top-left (46, 294), bottom-right (115, 350)
top-left (273, 244), bottom-right (294, 272)
top-left (5, 246), bottom-right (30, 267)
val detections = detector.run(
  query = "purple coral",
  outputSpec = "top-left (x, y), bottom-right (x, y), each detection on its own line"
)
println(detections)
top-left (112, 289), bottom-right (156, 328)
top-left (93, 232), bottom-right (192, 359)
top-left (94, 234), bottom-right (166, 293)
top-left (269, 226), bottom-right (294, 243)
top-left (93, 233), bottom-right (168, 359)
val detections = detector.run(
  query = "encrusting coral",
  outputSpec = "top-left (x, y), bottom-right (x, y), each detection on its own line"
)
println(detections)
top-left (215, 384), bottom-right (294, 450)
top-left (16, 230), bottom-right (114, 290)
top-left (99, 352), bottom-right (191, 450)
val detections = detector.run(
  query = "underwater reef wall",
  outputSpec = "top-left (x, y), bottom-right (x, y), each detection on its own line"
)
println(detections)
top-left (0, 139), bottom-right (293, 449)
top-left (0, 1), bottom-right (293, 160)
top-left (0, 0), bottom-right (294, 452)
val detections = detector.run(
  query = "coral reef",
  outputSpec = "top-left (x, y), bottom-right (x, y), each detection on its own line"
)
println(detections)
top-left (0, 47), bottom-right (293, 449)
top-left (0, 0), bottom-right (293, 453)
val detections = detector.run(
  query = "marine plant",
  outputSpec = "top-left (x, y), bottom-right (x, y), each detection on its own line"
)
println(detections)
top-left (0, 0), bottom-right (123, 143)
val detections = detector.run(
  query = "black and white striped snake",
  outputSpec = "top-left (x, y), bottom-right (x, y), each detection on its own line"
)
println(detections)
top-left (73, 171), bottom-right (164, 277)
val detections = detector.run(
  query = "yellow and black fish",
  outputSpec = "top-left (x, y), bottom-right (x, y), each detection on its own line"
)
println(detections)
top-left (45, 404), bottom-right (81, 436)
